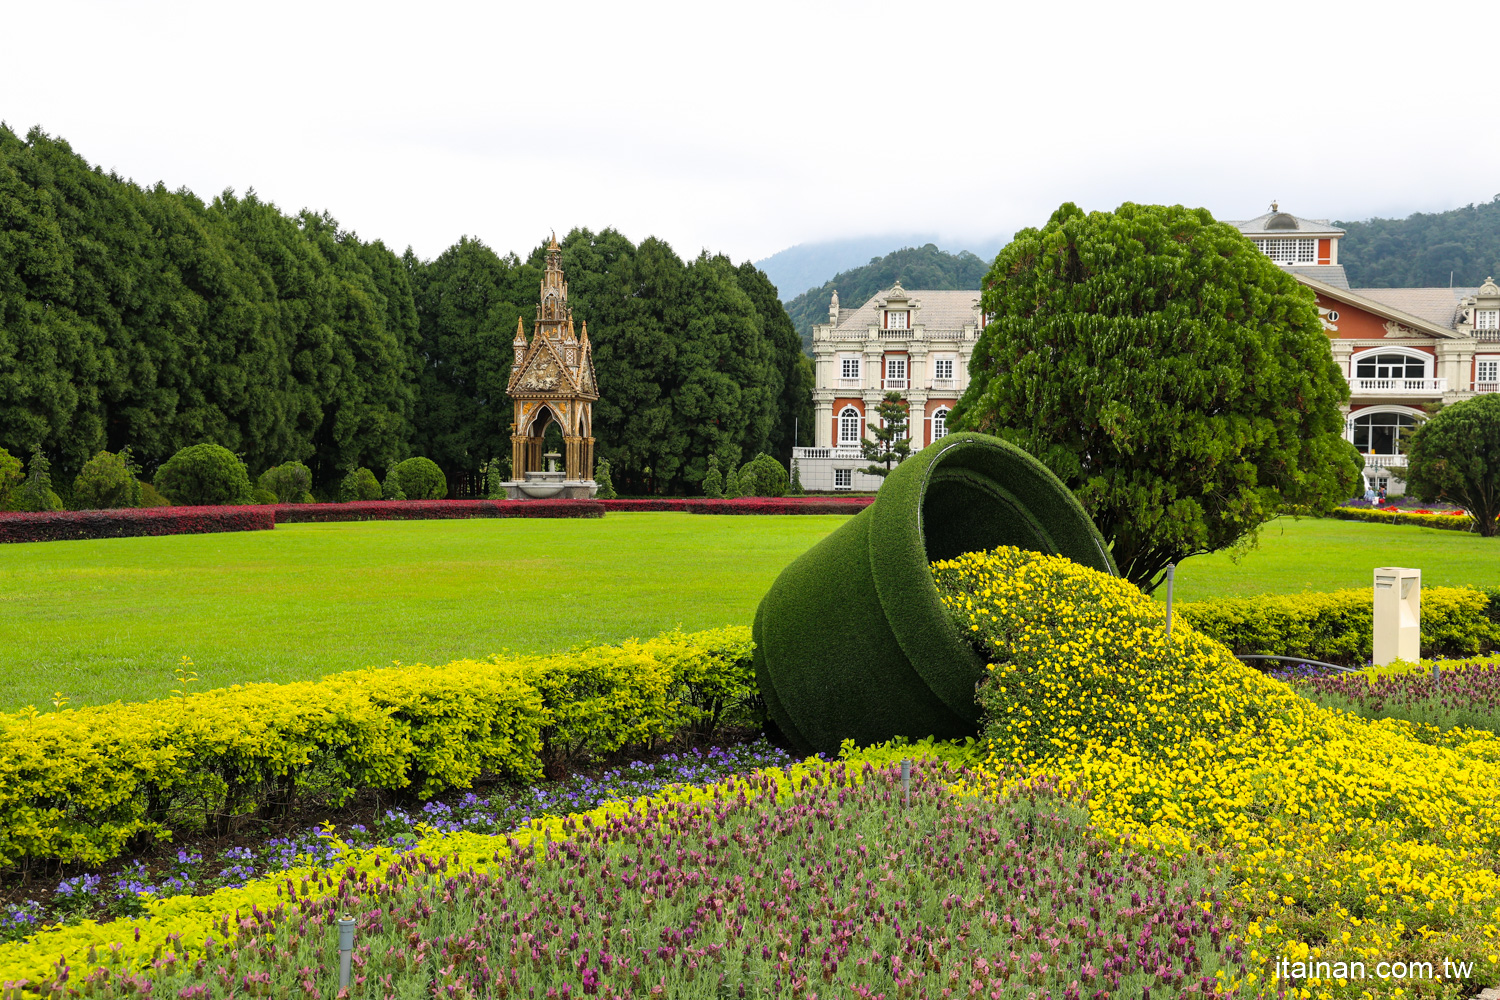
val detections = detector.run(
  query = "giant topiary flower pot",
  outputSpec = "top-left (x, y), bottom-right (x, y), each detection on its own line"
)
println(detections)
top-left (753, 431), bottom-right (1118, 756)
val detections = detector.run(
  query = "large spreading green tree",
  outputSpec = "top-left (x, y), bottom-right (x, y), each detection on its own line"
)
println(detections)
top-left (1402, 394), bottom-right (1500, 537)
top-left (949, 202), bottom-right (1357, 591)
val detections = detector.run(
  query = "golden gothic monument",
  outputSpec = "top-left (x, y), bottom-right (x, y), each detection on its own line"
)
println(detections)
top-left (500, 235), bottom-right (599, 499)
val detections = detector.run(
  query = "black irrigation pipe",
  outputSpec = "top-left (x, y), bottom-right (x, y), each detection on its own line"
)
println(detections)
top-left (1237, 653), bottom-right (1361, 674)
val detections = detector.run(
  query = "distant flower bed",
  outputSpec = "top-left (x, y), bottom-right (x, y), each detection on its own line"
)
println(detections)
top-left (273, 499), bottom-right (601, 522)
top-left (600, 497), bottom-right (872, 514)
top-left (1331, 505), bottom-right (1483, 532)
top-left (0, 505), bottom-right (274, 544)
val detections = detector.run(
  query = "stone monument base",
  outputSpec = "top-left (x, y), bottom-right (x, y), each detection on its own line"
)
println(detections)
top-left (500, 480), bottom-right (598, 500)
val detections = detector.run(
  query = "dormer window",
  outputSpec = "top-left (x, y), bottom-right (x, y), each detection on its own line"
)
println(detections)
top-left (885, 310), bottom-right (908, 331)
top-left (1253, 238), bottom-right (1317, 265)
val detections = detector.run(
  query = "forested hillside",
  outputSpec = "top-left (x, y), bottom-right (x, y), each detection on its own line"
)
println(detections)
top-left (1338, 196), bottom-right (1500, 287)
top-left (782, 244), bottom-right (992, 351)
top-left (0, 126), bottom-right (809, 496)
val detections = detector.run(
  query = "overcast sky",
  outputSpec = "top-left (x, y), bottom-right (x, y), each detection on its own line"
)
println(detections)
top-left (5, 0), bottom-right (1497, 265)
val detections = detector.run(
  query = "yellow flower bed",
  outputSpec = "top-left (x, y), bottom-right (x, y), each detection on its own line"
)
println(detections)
top-left (935, 546), bottom-right (1500, 1000)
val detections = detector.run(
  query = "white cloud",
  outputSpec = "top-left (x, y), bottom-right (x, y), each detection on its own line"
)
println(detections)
top-left (6, 0), bottom-right (1497, 262)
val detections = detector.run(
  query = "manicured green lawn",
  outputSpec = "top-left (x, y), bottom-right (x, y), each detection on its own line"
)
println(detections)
top-left (4, 513), bottom-right (1495, 712)
top-left (0, 514), bottom-right (844, 712)
top-left (1163, 516), bottom-right (1500, 602)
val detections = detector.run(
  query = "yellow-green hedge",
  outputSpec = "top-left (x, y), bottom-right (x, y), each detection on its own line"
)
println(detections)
top-left (0, 627), bottom-right (754, 868)
top-left (1176, 586), bottom-right (1500, 665)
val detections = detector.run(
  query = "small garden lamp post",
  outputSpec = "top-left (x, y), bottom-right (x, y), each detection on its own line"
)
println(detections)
top-left (338, 915), bottom-right (355, 989)
top-left (1373, 567), bottom-right (1420, 667)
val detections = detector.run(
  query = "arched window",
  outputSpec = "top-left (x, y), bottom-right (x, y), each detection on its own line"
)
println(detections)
top-left (1354, 352), bottom-right (1427, 380)
top-left (932, 408), bottom-right (950, 441)
top-left (838, 406), bottom-right (861, 445)
top-left (1351, 410), bottom-right (1418, 456)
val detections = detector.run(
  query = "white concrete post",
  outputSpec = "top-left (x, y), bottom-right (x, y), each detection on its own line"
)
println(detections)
top-left (1373, 567), bottom-right (1420, 666)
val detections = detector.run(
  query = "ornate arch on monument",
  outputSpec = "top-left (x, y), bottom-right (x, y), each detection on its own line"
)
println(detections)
top-left (504, 235), bottom-right (600, 498)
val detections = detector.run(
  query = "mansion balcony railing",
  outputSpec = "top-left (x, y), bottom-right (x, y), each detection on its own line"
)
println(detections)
top-left (1347, 376), bottom-right (1447, 395)
top-left (795, 446), bottom-right (865, 460)
top-left (928, 378), bottom-right (957, 391)
top-left (1475, 329), bottom-right (1500, 342)
top-left (837, 377), bottom-right (863, 389)
top-left (1360, 454), bottom-right (1406, 468)
top-left (818, 327), bottom-right (973, 342)
top-left (884, 378), bottom-right (909, 390)
top-left (1476, 381), bottom-right (1500, 394)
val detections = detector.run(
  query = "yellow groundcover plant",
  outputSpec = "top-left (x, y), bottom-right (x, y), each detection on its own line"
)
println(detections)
top-left (934, 546), bottom-right (1500, 1000)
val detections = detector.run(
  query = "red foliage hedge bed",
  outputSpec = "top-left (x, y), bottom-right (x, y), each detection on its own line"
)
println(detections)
top-left (273, 499), bottom-right (603, 522)
top-left (600, 497), bottom-right (874, 514)
top-left (0, 505), bottom-right (275, 543)
top-left (0, 496), bottom-right (868, 543)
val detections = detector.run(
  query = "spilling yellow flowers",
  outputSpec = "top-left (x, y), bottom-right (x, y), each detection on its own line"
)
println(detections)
top-left (935, 546), bottom-right (1500, 999)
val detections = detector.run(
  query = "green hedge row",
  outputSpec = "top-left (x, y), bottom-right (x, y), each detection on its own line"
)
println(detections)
top-left (1177, 587), bottom-right (1500, 665)
top-left (0, 627), bottom-right (756, 868)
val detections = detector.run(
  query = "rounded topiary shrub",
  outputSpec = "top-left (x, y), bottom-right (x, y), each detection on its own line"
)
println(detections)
top-left (72, 449), bottom-right (144, 510)
top-left (391, 457), bottom-right (446, 500)
top-left (153, 444), bottom-right (254, 506)
top-left (138, 482), bottom-right (171, 507)
top-left (339, 467), bottom-right (382, 502)
top-left (739, 453), bottom-right (789, 497)
top-left (0, 448), bottom-right (22, 508)
top-left (258, 461), bottom-right (313, 504)
top-left (252, 488), bottom-right (279, 505)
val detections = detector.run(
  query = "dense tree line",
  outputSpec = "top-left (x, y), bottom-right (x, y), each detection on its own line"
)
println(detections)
top-left (781, 244), bottom-right (992, 351)
top-left (0, 126), bottom-right (809, 497)
top-left (1338, 196), bottom-right (1500, 287)
top-left (406, 229), bottom-right (811, 495)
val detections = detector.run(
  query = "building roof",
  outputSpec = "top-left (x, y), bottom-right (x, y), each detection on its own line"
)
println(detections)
top-left (833, 288), bottom-right (980, 334)
top-left (1296, 272), bottom-right (1466, 339)
top-left (1348, 287), bottom-right (1478, 330)
top-left (1284, 265), bottom-right (1350, 289)
top-left (1228, 210), bottom-right (1346, 238)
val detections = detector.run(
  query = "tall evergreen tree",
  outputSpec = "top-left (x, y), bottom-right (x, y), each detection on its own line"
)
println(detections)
top-left (736, 261), bottom-right (811, 462)
top-left (406, 236), bottom-right (523, 493)
top-left (861, 392), bottom-right (912, 477)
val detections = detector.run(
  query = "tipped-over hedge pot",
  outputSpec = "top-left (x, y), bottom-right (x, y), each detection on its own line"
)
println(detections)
top-left (753, 431), bottom-right (1117, 756)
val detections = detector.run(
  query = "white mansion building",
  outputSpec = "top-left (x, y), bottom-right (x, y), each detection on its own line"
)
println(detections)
top-left (793, 209), bottom-right (1500, 494)
top-left (796, 283), bottom-right (983, 491)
